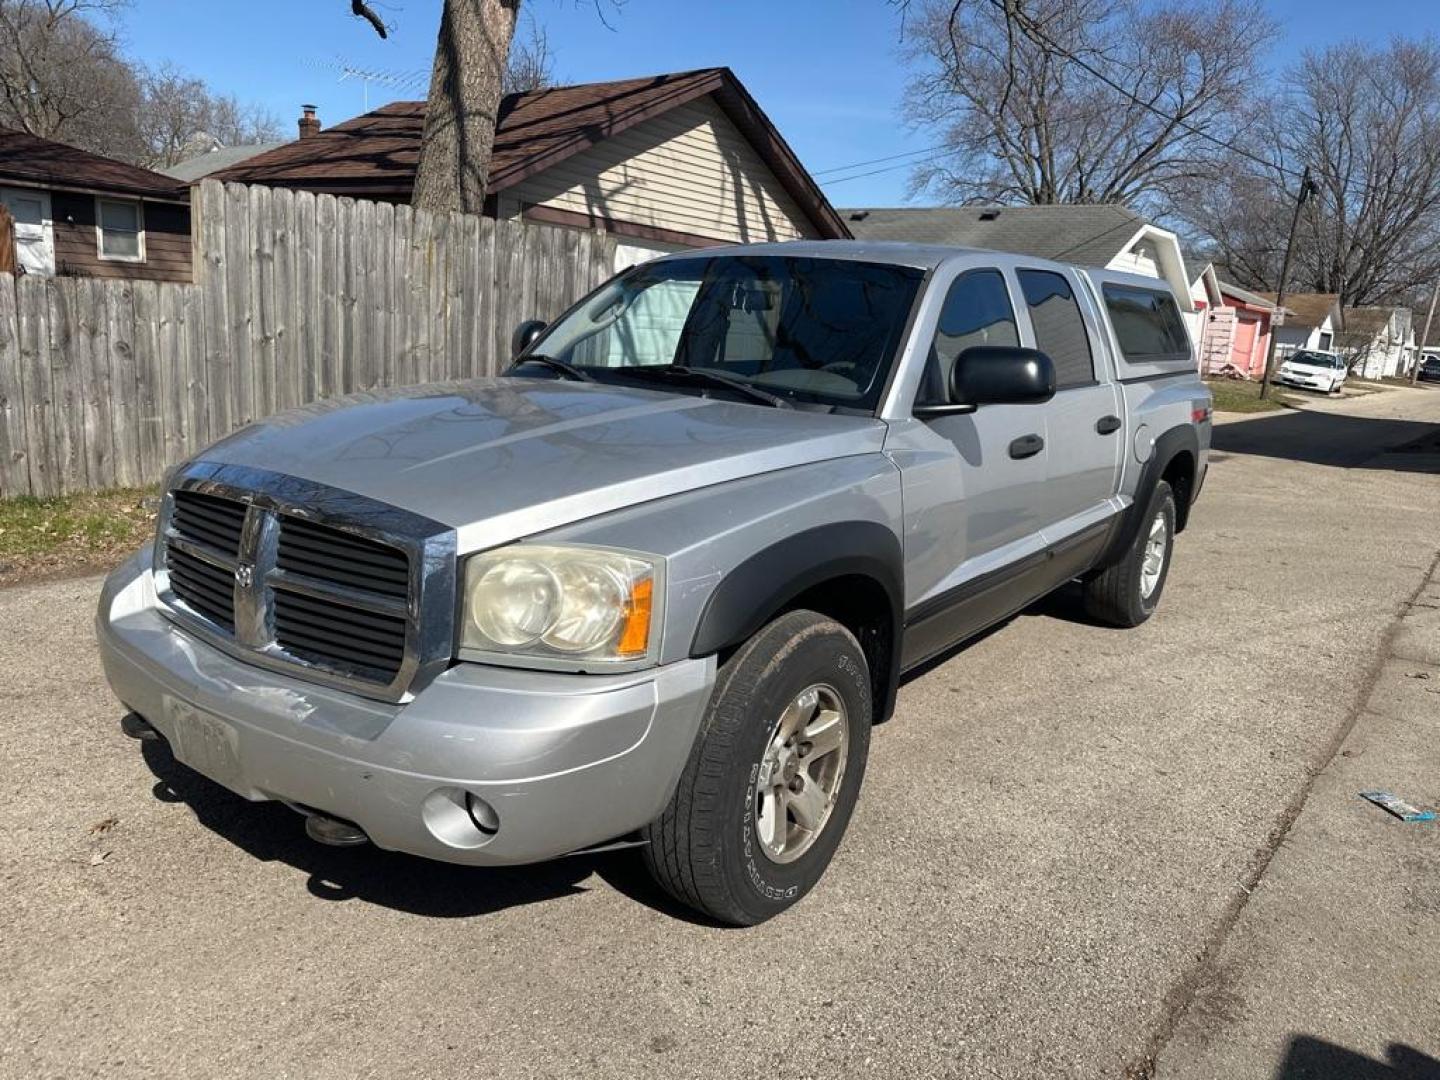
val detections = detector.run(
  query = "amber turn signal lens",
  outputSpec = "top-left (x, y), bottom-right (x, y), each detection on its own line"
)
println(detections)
top-left (616, 576), bottom-right (654, 656)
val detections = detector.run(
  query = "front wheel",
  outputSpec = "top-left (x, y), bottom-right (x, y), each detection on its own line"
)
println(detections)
top-left (1083, 480), bottom-right (1176, 628)
top-left (642, 610), bottom-right (872, 925)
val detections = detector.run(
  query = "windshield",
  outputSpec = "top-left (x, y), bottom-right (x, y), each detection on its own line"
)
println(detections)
top-left (1288, 351), bottom-right (1341, 369)
top-left (525, 255), bottom-right (925, 410)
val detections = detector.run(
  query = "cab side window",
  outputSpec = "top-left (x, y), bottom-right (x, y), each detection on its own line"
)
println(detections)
top-left (917, 269), bottom-right (1019, 405)
top-left (1017, 269), bottom-right (1094, 390)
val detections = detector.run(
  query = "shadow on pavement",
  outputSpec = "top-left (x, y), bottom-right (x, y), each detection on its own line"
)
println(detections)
top-left (1275, 1036), bottom-right (1440, 1079)
top-left (1213, 409), bottom-right (1440, 472)
top-left (138, 735), bottom-right (710, 924)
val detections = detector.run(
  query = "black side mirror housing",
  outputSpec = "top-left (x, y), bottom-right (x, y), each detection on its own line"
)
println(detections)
top-left (947, 346), bottom-right (1056, 410)
top-left (511, 319), bottom-right (547, 360)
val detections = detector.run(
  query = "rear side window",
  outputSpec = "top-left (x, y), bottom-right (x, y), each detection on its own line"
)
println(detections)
top-left (917, 269), bottom-right (1019, 405)
top-left (1016, 270), bottom-right (1094, 389)
top-left (1103, 284), bottom-right (1191, 364)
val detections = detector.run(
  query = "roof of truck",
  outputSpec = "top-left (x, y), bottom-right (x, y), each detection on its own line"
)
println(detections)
top-left (647, 240), bottom-right (1187, 295)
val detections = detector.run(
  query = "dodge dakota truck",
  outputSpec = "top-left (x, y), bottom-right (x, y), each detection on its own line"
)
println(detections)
top-left (98, 240), bottom-right (1210, 925)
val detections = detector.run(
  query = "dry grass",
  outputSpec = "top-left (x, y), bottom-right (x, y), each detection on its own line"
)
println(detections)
top-left (1204, 378), bottom-right (1295, 413)
top-left (0, 488), bottom-right (156, 586)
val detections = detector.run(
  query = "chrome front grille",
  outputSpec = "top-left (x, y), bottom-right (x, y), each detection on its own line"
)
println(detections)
top-left (272, 514), bottom-right (410, 682)
top-left (166, 490), bottom-right (248, 630)
top-left (276, 516), bottom-right (410, 599)
top-left (155, 463), bottom-right (457, 703)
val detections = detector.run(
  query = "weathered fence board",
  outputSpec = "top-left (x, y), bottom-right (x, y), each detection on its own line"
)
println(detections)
top-left (0, 179), bottom-right (617, 497)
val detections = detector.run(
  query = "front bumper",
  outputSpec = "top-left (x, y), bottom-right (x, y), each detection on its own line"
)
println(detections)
top-left (97, 549), bottom-right (715, 866)
top-left (1276, 372), bottom-right (1336, 390)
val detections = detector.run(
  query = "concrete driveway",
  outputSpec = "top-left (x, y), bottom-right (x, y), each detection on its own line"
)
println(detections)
top-left (3, 388), bottom-right (1439, 1080)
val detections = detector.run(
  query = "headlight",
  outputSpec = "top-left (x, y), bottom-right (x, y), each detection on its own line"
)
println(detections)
top-left (460, 545), bottom-right (660, 666)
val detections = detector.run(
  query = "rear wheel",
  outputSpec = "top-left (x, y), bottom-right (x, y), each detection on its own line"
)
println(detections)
top-left (1083, 480), bottom-right (1176, 628)
top-left (642, 610), bottom-right (872, 926)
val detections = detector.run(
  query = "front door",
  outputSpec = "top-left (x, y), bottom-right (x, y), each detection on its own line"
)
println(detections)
top-left (885, 267), bottom-right (1059, 665)
top-left (0, 187), bottom-right (54, 275)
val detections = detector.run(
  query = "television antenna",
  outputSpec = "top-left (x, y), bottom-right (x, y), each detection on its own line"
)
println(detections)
top-left (306, 56), bottom-right (428, 111)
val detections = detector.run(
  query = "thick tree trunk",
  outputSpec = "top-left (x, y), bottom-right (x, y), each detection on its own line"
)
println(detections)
top-left (411, 0), bottom-right (521, 214)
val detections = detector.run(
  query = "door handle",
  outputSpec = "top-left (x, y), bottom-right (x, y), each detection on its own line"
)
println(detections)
top-left (1008, 433), bottom-right (1044, 459)
top-left (1095, 415), bottom-right (1122, 435)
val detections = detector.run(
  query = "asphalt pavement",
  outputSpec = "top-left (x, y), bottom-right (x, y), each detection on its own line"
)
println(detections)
top-left (2, 386), bottom-right (1438, 1080)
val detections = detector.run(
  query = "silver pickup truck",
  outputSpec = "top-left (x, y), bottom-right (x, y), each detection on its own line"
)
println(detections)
top-left (98, 240), bottom-right (1210, 925)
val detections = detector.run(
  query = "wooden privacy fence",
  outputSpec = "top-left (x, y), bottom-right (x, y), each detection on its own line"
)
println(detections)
top-left (0, 178), bottom-right (618, 498)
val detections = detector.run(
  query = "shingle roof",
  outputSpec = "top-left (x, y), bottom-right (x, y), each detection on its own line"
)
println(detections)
top-left (208, 68), bottom-right (848, 238)
top-left (1258, 292), bottom-right (1341, 331)
top-left (162, 143), bottom-right (284, 182)
top-left (0, 127), bottom-right (186, 200)
top-left (840, 204), bottom-right (1151, 267)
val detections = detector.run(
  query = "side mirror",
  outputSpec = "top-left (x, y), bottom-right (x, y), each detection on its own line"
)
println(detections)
top-left (511, 319), bottom-right (547, 359)
top-left (950, 346), bottom-right (1056, 408)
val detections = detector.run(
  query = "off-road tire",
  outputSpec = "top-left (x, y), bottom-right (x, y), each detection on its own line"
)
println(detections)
top-left (1083, 480), bottom-right (1176, 628)
top-left (642, 610), bottom-right (872, 926)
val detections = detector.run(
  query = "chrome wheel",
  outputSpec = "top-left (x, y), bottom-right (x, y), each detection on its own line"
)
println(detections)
top-left (753, 684), bottom-right (849, 864)
top-left (1140, 508), bottom-right (1170, 599)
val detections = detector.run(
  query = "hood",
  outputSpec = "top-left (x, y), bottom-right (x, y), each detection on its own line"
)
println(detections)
top-left (202, 379), bottom-right (887, 552)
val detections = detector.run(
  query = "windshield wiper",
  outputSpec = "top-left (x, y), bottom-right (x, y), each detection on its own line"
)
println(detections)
top-left (613, 365), bottom-right (792, 409)
top-left (509, 354), bottom-right (595, 383)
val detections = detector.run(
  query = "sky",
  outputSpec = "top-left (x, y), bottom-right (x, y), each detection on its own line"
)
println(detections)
top-left (118, 0), bottom-right (1438, 208)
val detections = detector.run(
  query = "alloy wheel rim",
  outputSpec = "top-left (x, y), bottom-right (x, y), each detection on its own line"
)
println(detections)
top-left (1140, 509), bottom-right (1169, 599)
top-left (753, 684), bottom-right (849, 864)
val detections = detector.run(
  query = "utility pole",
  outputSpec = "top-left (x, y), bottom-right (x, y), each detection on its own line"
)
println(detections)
top-left (1410, 281), bottom-right (1439, 386)
top-left (1259, 166), bottom-right (1320, 400)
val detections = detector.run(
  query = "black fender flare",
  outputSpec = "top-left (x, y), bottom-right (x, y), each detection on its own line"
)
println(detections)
top-left (1095, 425), bottom-right (1199, 572)
top-left (689, 521), bottom-right (905, 720)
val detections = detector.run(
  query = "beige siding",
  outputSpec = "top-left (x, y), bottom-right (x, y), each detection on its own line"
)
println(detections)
top-left (508, 96), bottom-right (816, 244)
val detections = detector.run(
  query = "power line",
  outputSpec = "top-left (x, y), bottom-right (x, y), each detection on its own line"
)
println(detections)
top-left (818, 151), bottom-right (954, 186)
top-left (811, 143), bottom-right (951, 177)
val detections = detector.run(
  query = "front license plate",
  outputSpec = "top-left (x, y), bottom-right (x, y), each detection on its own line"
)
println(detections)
top-left (164, 696), bottom-right (243, 790)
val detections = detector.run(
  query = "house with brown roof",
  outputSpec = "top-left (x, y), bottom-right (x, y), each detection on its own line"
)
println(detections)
top-left (197, 68), bottom-right (849, 270)
top-left (1188, 265), bottom-right (1280, 378)
top-left (1260, 292), bottom-right (1343, 358)
top-left (0, 128), bottom-right (191, 282)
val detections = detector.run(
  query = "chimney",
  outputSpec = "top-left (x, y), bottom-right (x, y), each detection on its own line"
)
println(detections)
top-left (298, 104), bottom-right (321, 140)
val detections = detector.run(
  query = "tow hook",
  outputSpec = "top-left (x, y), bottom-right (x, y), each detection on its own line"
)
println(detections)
top-left (304, 813), bottom-right (370, 847)
top-left (119, 712), bottom-right (160, 742)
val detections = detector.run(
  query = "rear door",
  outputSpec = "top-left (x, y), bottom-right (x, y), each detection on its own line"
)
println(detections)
top-left (1012, 267), bottom-right (1123, 539)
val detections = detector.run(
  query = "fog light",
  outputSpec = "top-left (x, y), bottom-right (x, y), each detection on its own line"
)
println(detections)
top-left (466, 793), bottom-right (500, 835)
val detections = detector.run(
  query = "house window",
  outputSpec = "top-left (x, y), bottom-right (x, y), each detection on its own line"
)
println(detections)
top-left (96, 198), bottom-right (144, 262)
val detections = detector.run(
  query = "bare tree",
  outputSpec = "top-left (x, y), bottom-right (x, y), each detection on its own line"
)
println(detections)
top-left (503, 16), bottom-right (554, 95)
top-left (0, 0), bottom-right (144, 159)
top-left (351, 0), bottom-right (622, 213)
top-left (410, 0), bottom-right (521, 214)
top-left (1187, 38), bottom-right (1440, 306)
top-left (899, 0), bottom-right (1271, 207)
top-left (138, 64), bottom-right (283, 168)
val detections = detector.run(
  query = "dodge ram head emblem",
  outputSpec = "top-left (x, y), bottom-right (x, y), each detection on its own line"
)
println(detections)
top-left (234, 564), bottom-right (254, 588)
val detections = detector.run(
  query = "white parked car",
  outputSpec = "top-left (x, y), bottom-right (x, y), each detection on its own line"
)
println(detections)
top-left (1277, 350), bottom-right (1347, 393)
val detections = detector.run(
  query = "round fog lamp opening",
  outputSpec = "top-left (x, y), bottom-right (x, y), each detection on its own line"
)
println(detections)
top-left (469, 558), bottom-right (560, 647)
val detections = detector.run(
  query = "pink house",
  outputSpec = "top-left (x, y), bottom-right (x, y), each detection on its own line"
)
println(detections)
top-left (1188, 264), bottom-right (1281, 378)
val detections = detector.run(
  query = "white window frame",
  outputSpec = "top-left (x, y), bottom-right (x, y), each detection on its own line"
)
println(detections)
top-left (95, 196), bottom-right (145, 263)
